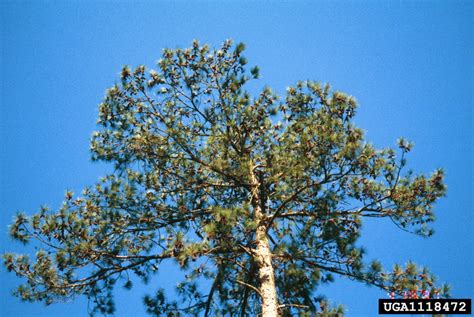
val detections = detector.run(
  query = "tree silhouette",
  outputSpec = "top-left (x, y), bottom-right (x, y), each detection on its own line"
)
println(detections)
top-left (4, 40), bottom-right (449, 316)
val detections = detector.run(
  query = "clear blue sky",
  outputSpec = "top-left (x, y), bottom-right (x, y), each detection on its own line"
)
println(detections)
top-left (1, 1), bottom-right (472, 316)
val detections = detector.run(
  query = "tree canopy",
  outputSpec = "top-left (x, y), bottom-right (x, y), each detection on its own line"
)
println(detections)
top-left (4, 40), bottom-right (448, 316)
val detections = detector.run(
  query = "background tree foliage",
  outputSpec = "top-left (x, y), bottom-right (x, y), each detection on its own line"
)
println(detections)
top-left (4, 40), bottom-right (449, 316)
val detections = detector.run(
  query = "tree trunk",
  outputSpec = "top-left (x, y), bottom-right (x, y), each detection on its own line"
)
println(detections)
top-left (250, 167), bottom-right (279, 317)
top-left (255, 221), bottom-right (278, 317)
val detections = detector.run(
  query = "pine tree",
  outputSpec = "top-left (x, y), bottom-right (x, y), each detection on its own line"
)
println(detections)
top-left (4, 40), bottom-right (449, 316)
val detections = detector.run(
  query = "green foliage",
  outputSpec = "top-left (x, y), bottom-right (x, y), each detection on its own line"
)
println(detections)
top-left (3, 39), bottom-right (447, 316)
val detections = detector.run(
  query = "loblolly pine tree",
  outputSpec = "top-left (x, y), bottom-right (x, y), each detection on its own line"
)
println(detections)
top-left (4, 40), bottom-right (449, 316)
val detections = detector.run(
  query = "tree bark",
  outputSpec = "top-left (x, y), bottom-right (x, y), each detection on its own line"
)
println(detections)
top-left (250, 167), bottom-right (279, 317)
top-left (255, 221), bottom-right (278, 316)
